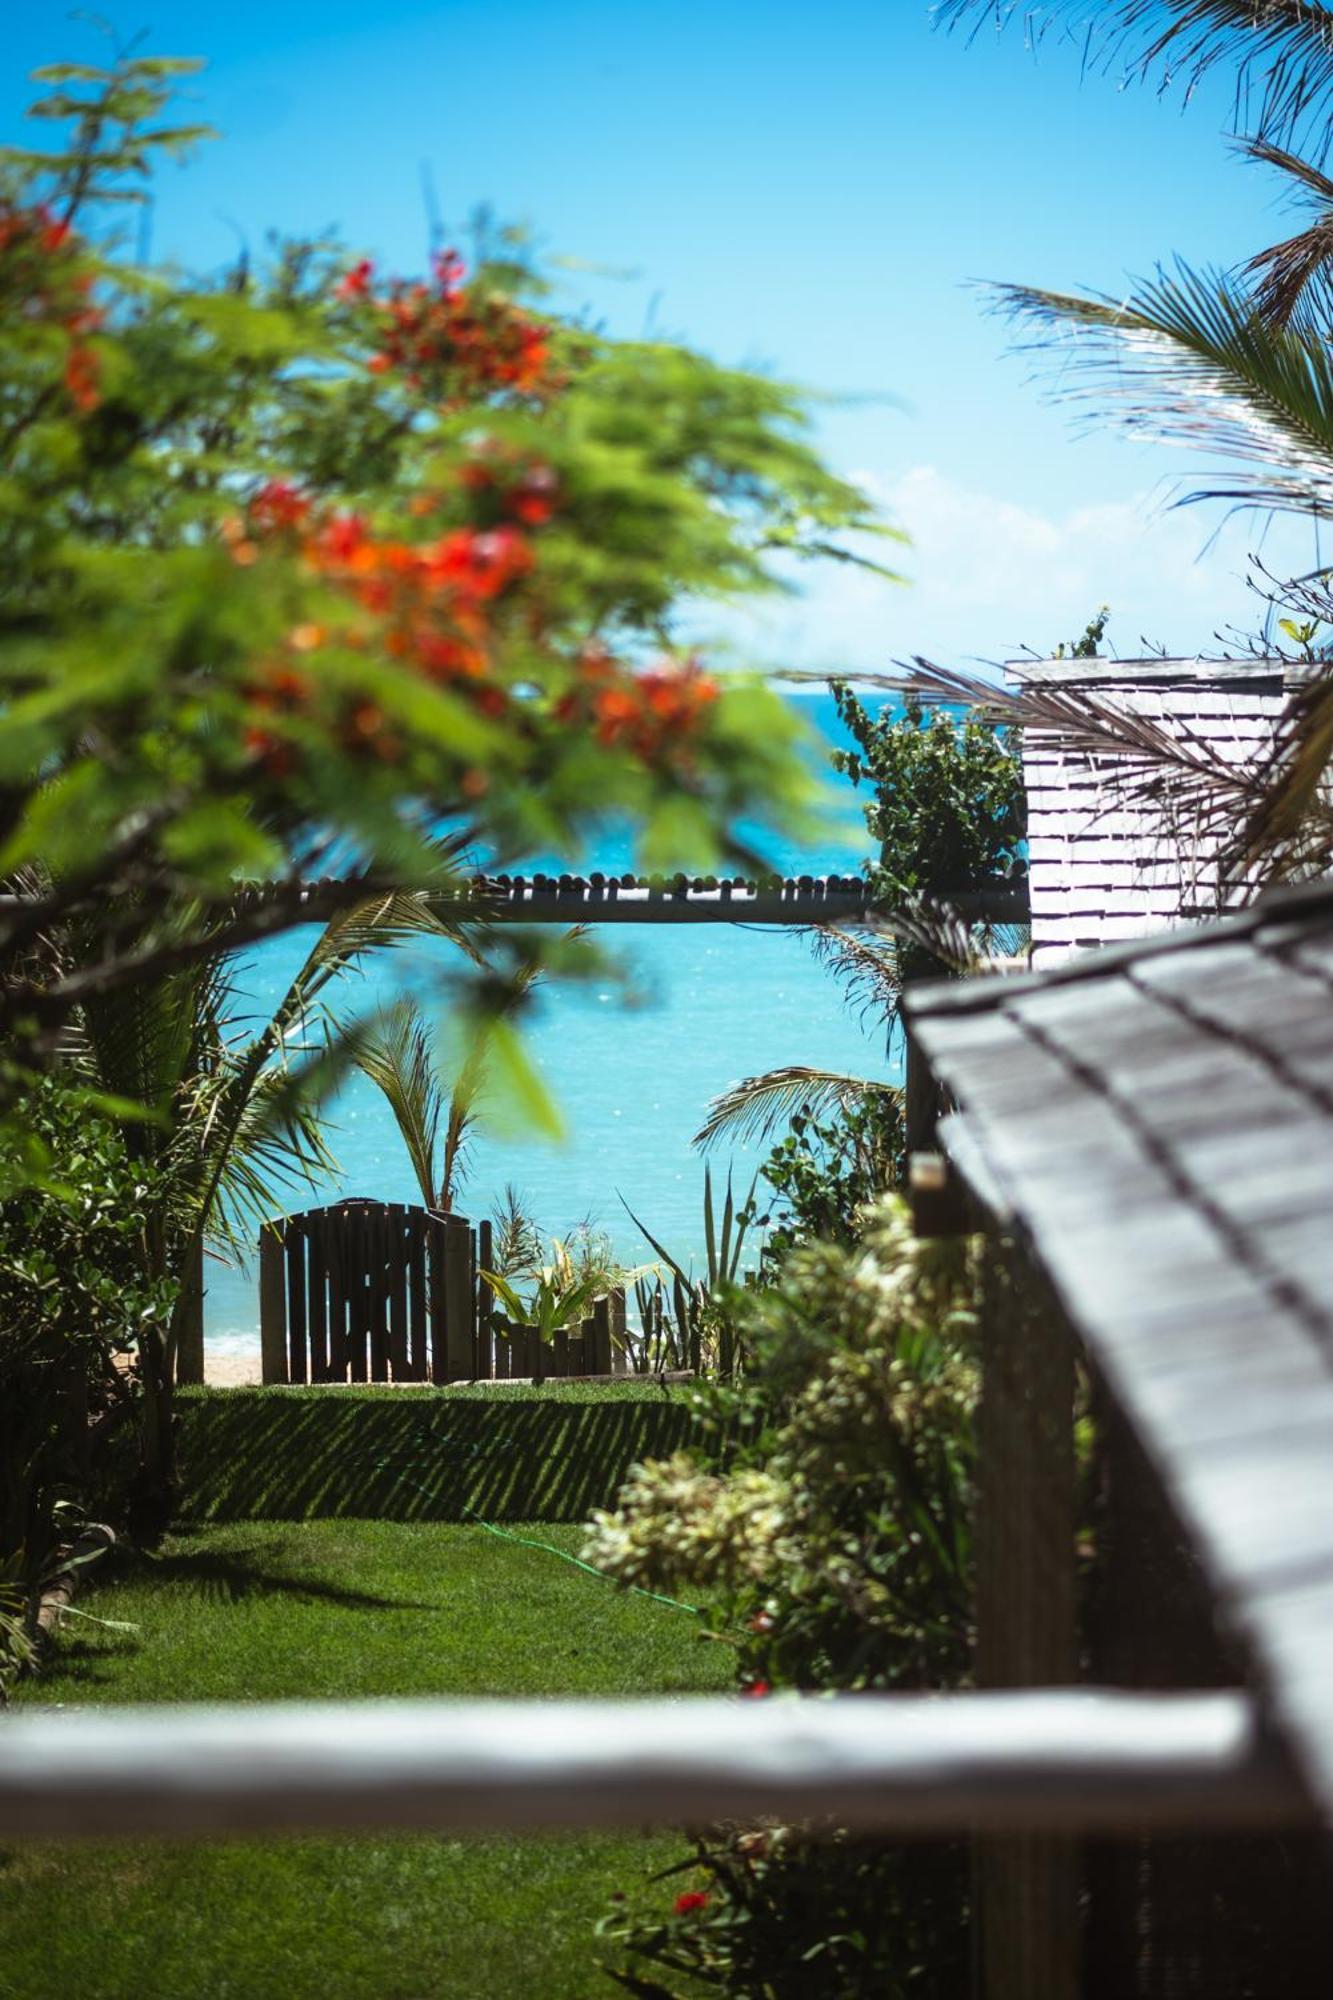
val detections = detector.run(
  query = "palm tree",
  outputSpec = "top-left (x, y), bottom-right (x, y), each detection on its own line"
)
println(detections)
top-left (692, 927), bottom-right (907, 1153)
top-left (68, 886), bottom-right (481, 1510)
top-left (935, 0), bottom-right (1333, 889)
top-left (350, 927), bottom-right (586, 1216)
top-left (937, 3), bottom-right (1333, 161)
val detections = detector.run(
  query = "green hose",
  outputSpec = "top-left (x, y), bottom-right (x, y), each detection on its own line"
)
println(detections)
top-left (358, 1431), bottom-right (701, 1619)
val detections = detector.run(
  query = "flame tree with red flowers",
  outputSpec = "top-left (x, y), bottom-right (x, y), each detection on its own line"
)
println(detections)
top-left (0, 45), bottom-right (898, 1567)
top-left (0, 51), bottom-right (898, 1057)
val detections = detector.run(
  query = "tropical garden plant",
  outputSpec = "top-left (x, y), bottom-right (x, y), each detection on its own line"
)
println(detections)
top-left (481, 1242), bottom-right (609, 1348)
top-left (587, 1197), bottom-right (982, 1998)
top-left (0, 38), bottom-right (890, 1644)
top-left (693, 690), bottom-right (1023, 1164)
top-left (623, 1165), bottom-right (757, 1376)
top-left (933, 0), bottom-right (1333, 886)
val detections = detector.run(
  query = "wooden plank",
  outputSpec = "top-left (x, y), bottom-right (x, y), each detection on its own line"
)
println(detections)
top-left (975, 1244), bottom-right (1078, 2000)
top-left (0, 1690), bottom-right (1307, 1845)
top-left (407, 1210), bottom-right (428, 1381)
top-left (427, 1213), bottom-right (448, 1386)
top-left (590, 1296), bottom-right (612, 1376)
top-left (610, 1288), bottom-right (627, 1374)
top-left (387, 1205), bottom-right (409, 1381)
top-left (442, 1215), bottom-right (474, 1382)
top-left (305, 1209), bottom-right (328, 1383)
top-left (258, 1224), bottom-right (288, 1385)
top-left (475, 1221), bottom-right (494, 1380)
top-left (175, 1233), bottom-right (205, 1387)
top-left (552, 1322), bottom-right (569, 1380)
top-left (344, 1203), bottom-right (368, 1383)
top-left (492, 1321), bottom-right (511, 1380)
top-left (367, 1204), bottom-right (388, 1381)
top-left (326, 1208), bottom-right (348, 1383)
top-left (285, 1214), bottom-right (309, 1386)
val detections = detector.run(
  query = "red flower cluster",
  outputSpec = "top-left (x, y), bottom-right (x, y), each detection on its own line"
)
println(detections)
top-left (0, 200), bottom-right (103, 411)
top-left (460, 444), bottom-right (560, 526)
top-left (559, 649), bottom-right (721, 761)
top-left (337, 248), bottom-right (552, 401)
top-left (673, 1892), bottom-right (711, 1917)
top-left (229, 478), bottom-right (543, 770)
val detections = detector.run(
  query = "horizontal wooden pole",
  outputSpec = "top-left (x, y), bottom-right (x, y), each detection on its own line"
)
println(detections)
top-left (0, 1690), bottom-right (1308, 1843)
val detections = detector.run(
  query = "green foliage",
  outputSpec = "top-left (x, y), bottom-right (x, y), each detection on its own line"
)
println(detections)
top-left (754, 1091), bottom-right (906, 1273)
top-left (586, 1199), bottom-right (981, 1996)
top-left (1054, 603), bottom-right (1111, 660)
top-left (0, 1075), bottom-right (177, 1687)
top-left (0, 49), bottom-right (885, 1124)
top-left (624, 1166), bottom-right (756, 1375)
top-left (830, 683), bottom-right (1025, 904)
top-left (482, 1241), bottom-right (605, 1340)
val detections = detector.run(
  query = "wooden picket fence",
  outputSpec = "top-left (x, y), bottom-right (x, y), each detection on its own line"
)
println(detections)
top-left (258, 1198), bottom-right (626, 1385)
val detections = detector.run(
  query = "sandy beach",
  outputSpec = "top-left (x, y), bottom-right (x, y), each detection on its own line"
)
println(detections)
top-left (204, 1350), bottom-right (264, 1387)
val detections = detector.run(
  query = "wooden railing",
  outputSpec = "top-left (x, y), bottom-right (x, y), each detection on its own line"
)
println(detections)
top-left (0, 1690), bottom-right (1307, 1844)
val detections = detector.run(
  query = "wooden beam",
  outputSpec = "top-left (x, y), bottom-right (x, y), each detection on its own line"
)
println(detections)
top-left (247, 873), bottom-right (1030, 929)
top-left (0, 1690), bottom-right (1307, 1844)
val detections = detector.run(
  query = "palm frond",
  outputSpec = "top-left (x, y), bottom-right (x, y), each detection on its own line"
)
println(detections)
top-left (693, 1067), bottom-right (902, 1152)
top-left (936, 2), bottom-right (1333, 151)
top-left (881, 658), bottom-right (1333, 887)
top-left (991, 262), bottom-right (1333, 517)
top-left (1241, 137), bottom-right (1333, 323)
top-left (351, 1003), bottom-right (443, 1211)
top-left (806, 923), bottom-right (908, 1034)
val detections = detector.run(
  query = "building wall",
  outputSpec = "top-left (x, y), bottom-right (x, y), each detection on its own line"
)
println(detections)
top-left (1013, 659), bottom-right (1288, 970)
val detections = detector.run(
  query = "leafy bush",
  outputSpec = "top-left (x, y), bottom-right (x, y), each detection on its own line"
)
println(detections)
top-left (585, 1199), bottom-right (980, 1996)
top-left (830, 685), bottom-right (1024, 904)
top-left (755, 1091), bottom-right (905, 1274)
top-left (0, 1077), bottom-right (178, 1689)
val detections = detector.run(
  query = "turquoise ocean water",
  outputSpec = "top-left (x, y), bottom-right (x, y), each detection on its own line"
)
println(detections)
top-left (204, 687), bottom-right (900, 1365)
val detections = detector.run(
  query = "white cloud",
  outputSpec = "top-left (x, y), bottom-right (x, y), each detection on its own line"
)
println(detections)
top-left (725, 464), bottom-right (1319, 674)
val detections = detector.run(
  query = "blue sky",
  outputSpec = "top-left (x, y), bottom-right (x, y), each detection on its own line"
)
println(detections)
top-left (7, 2), bottom-right (1317, 668)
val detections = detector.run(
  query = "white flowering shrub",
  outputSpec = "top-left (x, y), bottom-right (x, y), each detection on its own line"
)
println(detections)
top-left (590, 1197), bottom-right (981, 1998)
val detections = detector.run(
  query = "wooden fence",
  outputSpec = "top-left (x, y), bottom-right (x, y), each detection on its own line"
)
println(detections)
top-left (258, 1199), bottom-right (626, 1386)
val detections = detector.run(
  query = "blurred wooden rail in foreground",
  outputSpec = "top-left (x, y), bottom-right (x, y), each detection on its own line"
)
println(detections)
top-left (0, 1689), bottom-right (1308, 1843)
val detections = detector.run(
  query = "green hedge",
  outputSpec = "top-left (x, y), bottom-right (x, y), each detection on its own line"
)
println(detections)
top-left (176, 1382), bottom-right (701, 1523)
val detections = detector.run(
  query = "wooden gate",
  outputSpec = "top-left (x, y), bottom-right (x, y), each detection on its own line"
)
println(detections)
top-left (258, 1200), bottom-right (629, 1386)
top-left (258, 1199), bottom-right (478, 1385)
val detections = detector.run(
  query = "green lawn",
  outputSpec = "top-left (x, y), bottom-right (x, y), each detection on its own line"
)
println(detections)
top-left (0, 1519), bottom-right (730, 2000)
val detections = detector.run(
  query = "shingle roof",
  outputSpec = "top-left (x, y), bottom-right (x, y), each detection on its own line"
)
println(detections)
top-left (902, 880), bottom-right (1333, 1820)
top-left (1012, 658), bottom-right (1291, 969)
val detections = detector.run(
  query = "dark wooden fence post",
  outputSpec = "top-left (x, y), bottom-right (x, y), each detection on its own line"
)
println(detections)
top-left (590, 1296), bottom-right (612, 1375)
top-left (175, 1233), bottom-right (205, 1386)
top-left (974, 1240), bottom-right (1078, 2000)
top-left (475, 1221), bottom-right (494, 1380)
top-left (427, 1212), bottom-right (448, 1385)
top-left (442, 1215), bottom-right (474, 1381)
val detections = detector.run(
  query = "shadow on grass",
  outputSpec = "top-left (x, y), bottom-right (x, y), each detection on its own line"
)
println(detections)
top-left (27, 1637), bottom-right (137, 1687)
top-left (178, 1390), bottom-right (700, 1525)
top-left (112, 1544), bottom-right (437, 1611)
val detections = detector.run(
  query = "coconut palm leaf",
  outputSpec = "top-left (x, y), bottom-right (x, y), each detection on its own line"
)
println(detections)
top-left (990, 263), bottom-right (1333, 519)
top-left (351, 1004), bottom-right (442, 1211)
top-left (882, 659), bottom-right (1333, 887)
top-left (1241, 136), bottom-right (1333, 323)
top-left (693, 1067), bottom-right (903, 1152)
top-left (937, 1), bottom-right (1333, 152)
top-left (806, 922), bottom-right (908, 1031)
